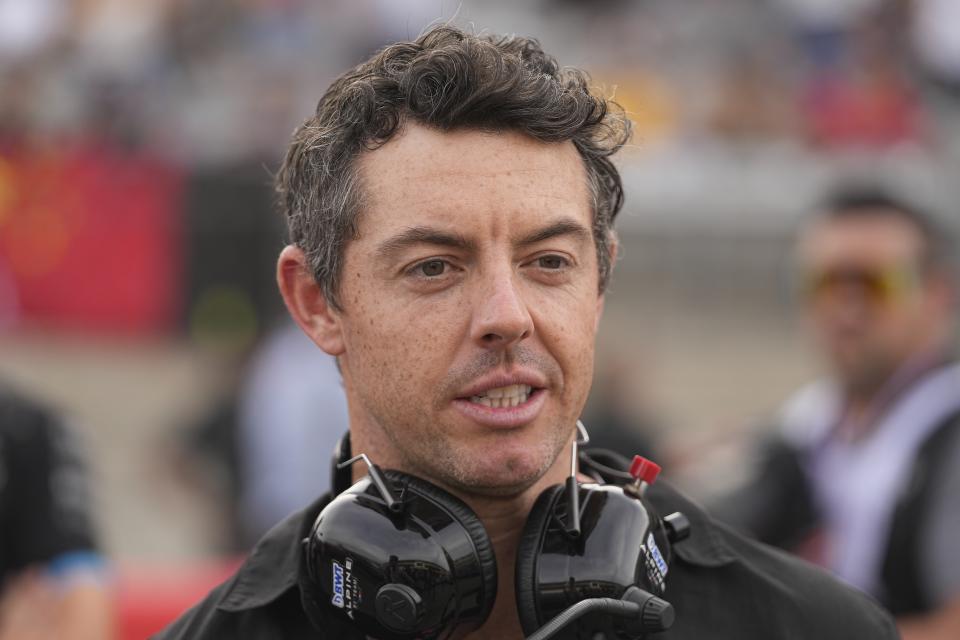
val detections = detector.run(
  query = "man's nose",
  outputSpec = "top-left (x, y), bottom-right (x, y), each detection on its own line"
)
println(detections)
top-left (817, 287), bottom-right (873, 324)
top-left (470, 272), bottom-right (533, 350)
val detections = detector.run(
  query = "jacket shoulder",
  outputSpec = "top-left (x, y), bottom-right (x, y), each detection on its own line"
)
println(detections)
top-left (647, 482), bottom-right (897, 639)
top-left (667, 517), bottom-right (898, 639)
top-left (153, 496), bottom-right (338, 639)
top-left (153, 584), bottom-right (317, 639)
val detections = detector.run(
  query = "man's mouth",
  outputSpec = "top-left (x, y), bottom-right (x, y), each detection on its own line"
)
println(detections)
top-left (453, 377), bottom-right (546, 428)
top-left (468, 384), bottom-right (533, 408)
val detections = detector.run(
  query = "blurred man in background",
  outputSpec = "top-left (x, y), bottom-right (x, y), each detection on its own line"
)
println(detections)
top-left (715, 188), bottom-right (960, 639)
top-left (236, 320), bottom-right (349, 546)
top-left (0, 383), bottom-right (112, 639)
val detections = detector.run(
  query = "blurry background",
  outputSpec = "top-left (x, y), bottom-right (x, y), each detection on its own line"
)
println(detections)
top-left (1, 0), bottom-right (958, 632)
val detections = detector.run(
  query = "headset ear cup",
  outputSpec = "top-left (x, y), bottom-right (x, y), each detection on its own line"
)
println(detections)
top-left (299, 531), bottom-right (359, 637)
top-left (384, 471), bottom-right (499, 622)
top-left (515, 484), bottom-right (565, 636)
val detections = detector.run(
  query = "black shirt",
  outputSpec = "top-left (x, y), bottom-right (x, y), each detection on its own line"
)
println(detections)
top-left (157, 457), bottom-right (898, 639)
top-left (0, 385), bottom-right (99, 588)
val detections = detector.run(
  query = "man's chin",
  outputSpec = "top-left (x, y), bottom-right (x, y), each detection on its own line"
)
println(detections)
top-left (443, 473), bottom-right (542, 499)
top-left (393, 421), bottom-right (571, 498)
top-left (423, 453), bottom-right (553, 499)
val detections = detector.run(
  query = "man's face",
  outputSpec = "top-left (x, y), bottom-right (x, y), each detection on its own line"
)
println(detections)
top-left (798, 212), bottom-right (938, 394)
top-left (331, 124), bottom-right (604, 496)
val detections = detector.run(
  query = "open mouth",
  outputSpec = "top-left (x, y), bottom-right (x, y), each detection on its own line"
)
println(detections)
top-left (467, 384), bottom-right (537, 408)
top-left (453, 380), bottom-right (546, 428)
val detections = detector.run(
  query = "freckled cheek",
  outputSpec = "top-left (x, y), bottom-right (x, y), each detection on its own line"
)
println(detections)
top-left (346, 299), bottom-right (459, 396)
top-left (535, 298), bottom-right (599, 387)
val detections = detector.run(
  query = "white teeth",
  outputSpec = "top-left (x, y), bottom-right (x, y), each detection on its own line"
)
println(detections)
top-left (470, 384), bottom-right (532, 407)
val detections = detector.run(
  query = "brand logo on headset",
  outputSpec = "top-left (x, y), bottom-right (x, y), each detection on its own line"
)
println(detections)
top-left (331, 561), bottom-right (345, 608)
top-left (647, 533), bottom-right (668, 578)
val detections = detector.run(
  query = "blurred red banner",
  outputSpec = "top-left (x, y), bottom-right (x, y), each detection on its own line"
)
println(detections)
top-left (0, 142), bottom-right (183, 335)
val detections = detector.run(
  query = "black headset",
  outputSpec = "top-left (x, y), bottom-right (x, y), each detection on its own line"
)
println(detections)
top-left (299, 424), bottom-right (690, 640)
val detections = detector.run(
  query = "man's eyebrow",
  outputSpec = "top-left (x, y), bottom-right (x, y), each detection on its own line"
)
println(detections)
top-left (516, 219), bottom-right (592, 248)
top-left (375, 226), bottom-right (476, 260)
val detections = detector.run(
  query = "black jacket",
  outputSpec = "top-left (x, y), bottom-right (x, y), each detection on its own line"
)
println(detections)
top-left (157, 454), bottom-right (898, 639)
top-left (0, 385), bottom-right (99, 587)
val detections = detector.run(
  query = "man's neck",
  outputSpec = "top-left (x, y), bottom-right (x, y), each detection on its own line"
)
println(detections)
top-left (462, 455), bottom-right (572, 640)
top-left (839, 347), bottom-right (952, 439)
top-left (471, 462), bottom-right (604, 638)
top-left (465, 494), bottom-right (538, 640)
top-left (347, 427), bottom-right (575, 639)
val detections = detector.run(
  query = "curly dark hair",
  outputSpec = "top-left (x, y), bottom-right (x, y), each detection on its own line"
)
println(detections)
top-left (276, 25), bottom-right (632, 309)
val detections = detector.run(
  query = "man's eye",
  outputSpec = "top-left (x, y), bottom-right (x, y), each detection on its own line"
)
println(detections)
top-left (537, 255), bottom-right (568, 270)
top-left (416, 260), bottom-right (447, 277)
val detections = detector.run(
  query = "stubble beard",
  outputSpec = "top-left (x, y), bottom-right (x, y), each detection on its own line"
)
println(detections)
top-left (837, 345), bottom-right (900, 401)
top-left (367, 346), bottom-right (574, 497)
top-left (402, 421), bottom-right (570, 498)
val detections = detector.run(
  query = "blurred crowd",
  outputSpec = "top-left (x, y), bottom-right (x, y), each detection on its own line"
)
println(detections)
top-left (3, 0), bottom-right (960, 160)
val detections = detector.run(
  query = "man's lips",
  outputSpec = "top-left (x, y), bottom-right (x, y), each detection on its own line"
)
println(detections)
top-left (452, 388), bottom-right (547, 428)
top-left (452, 371), bottom-right (548, 428)
top-left (455, 371), bottom-right (547, 399)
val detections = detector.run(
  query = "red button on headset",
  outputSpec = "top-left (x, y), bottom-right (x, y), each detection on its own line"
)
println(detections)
top-left (629, 455), bottom-right (661, 486)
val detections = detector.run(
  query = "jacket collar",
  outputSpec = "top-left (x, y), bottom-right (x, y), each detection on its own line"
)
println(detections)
top-left (580, 448), bottom-right (736, 568)
top-left (217, 493), bottom-right (330, 612)
top-left (646, 481), bottom-right (737, 567)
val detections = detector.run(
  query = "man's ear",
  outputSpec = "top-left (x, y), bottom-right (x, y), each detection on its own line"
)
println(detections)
top-left (277, 245), bottom-right (346, 356)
